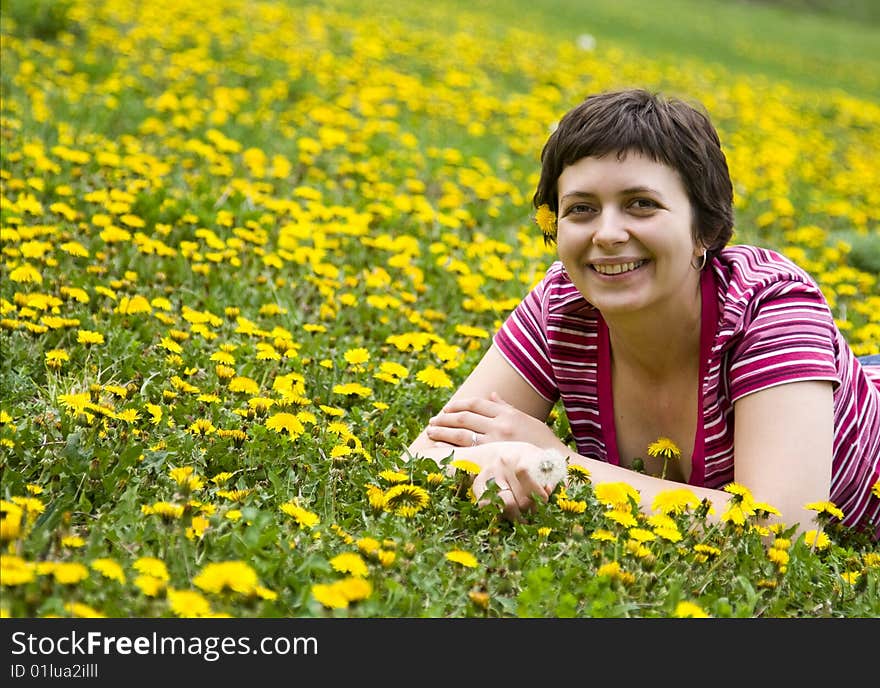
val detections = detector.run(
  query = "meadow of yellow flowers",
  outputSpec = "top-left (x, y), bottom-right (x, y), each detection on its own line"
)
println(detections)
top-left (1, 0), bottom-right (878, 618)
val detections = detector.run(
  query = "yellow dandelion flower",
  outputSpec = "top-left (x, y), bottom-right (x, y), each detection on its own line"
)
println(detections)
top-left (133, 557), bottom-right (169, 581)
top-left (76, 330), bottom-right (105, 345)
top-left (168, 589), bottom-right (212, 617)
top-left (91, 558), bottom-right (126, 584)
top-left (469, 590), bottom-right (490, 609)
top-left (11, 496), bottom-right (45, 516)
top-left (53, 562), bottom-right (90, 585)
top-left (416, 366), bottom-right (453, 389)
top-left (192, 561), bottom-right (259, 595)
top-left (142, 502), bottom-right (185, 519)
top-left (311, 583), bottom-right (349, 609)
top-left (455, 324), bottom-right (490, 339)
top-left (383, 484), bottom-right (430, 517)
top-left (0, 555), bottom-right (36, 585)
top-left (627, 527), bottom-right (656, 543)
top-left (594, 482), bottom-right (640, 510)
top-left (445, 550), bottom-right (478, 568)
top-left (329, 552), bottom-right (369, 577)
top-left (673, 601), bottom-right (710, 618)
top-left (9, 263), bottom-right (43, 283)
top-left (597, 561), bottom-right (623, 579)
top-left (44, 348), bottom-right (69, 369)
top-left (356, 537), bottom-right (381, 556)
top-left (228, 376), bottom-right (260, 395)
top-left (651, 487), bottom-right (700, 514)
top-left (134, 575), bottom-right (165, 597)
top-left (379, 470), bottom-right (409, 483)
top-left (803, 529), bottom-right (831, 550)
top-left (265, 412), bottom-right (305, 437)
top-left (723, 482), bottom-right (754, 502)
top-left (450, 459), bottom-right (481, 476)
top-left (332, 382), bottom-right (373, 398)
top-left (344, 347), bottom-right (371, 366)
top-left (767, 547), bottom-right (790, 567)
top-left (0, 501), bottom-right (24, 541)
top-left (647, 436), bottom-right (681, 461)
top-left (534, 204), bottom-right (557, 241)
top-left (567, 463), bottom-right (591, 482)
top-left (590, 529), bottom-right (617, 542)
top-left (61, 535), bottom-right (86, 548)
top-left (366, 485), bottom-right (386, 509)
top-left (64, 602), bottom-right (105, 618)
top-left (840, 571), bottom-right (861, 585)
top-left (804, 500), bottom-right (845, 520)
top-left (280, 501), bottom-right (320, 529)
top-left (603, 508), bottom-right (638, 528)
top-left (556, 495), bottom-right (587, 514)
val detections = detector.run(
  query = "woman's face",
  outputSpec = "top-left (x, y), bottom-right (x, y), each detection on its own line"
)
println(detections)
top-left (555, 152), bottom-right (701, 317)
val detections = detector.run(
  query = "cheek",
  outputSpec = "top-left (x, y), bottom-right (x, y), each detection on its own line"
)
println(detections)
top-left (555, 226), bottom-right (580, 259)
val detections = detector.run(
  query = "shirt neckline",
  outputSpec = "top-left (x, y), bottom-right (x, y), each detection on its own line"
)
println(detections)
top-left (597, 267), bottom-right (718, 486)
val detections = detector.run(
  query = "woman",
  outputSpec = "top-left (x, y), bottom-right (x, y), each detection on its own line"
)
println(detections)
top-left (406, 89), bottom-right (880, 539)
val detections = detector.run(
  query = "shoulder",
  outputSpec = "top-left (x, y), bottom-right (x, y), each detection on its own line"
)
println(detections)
top-left (713, 245), bottom-right (822, 293)
top-left (712, 245), bottom-right (831, 331)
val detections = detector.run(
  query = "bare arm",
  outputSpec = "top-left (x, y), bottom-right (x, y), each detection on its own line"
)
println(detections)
top-left (409, 347), bottom-right (835, 534)
top-left (404, 343), bottom-right (559, 462)
top-left (732, 380), bottom-right (834, 535)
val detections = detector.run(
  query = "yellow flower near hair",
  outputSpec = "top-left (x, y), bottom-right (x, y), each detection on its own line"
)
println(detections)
top-left (534, 204), bottom-right (557, 240)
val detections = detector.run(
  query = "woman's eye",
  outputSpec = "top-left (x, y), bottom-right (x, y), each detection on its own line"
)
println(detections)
top-left (567, 203), bottom-right (594, 215)
top-left (630, 198), bottom-right (658, 210)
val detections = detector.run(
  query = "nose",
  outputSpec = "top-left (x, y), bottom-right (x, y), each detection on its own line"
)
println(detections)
top-left (591, 208), bottom-right (629, 247)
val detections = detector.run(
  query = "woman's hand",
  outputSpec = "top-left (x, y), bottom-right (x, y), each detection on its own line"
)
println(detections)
top-left (469, 442), bottom-right (568, 521)
top-left (426, 392), bottom-right (560, 449)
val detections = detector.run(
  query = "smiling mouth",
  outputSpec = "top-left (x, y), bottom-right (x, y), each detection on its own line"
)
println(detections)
top-left (590, 260), bottom-right (647, 276)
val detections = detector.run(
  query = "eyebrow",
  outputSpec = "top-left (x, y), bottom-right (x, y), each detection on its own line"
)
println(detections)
top-left (560, 186), bottom-right (664, 202)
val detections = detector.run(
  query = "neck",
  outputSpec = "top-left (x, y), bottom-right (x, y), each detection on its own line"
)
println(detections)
top-left (604, 279), bottom-right (703, 380)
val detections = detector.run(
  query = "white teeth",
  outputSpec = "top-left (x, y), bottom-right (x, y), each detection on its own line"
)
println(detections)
top-left (592, 260), bottom-right (645, 275)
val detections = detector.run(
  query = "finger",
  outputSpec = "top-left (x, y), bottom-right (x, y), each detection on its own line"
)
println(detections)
top-left (505, 471), bottom-right (539, 515)
top-left (514, 462), bottom-right (550, 505)
top-left (429, 409), bottom-right (484, 430)
top-left (425, 425), bottom-right (477, 447)
top-left (476, 473), bottom-right (520, 519)
top-left (442, 397), bottom-right (502, 418)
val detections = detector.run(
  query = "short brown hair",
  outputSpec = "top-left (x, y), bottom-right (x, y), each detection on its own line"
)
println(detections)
top-left (533, 89), bottom-right (734, 254)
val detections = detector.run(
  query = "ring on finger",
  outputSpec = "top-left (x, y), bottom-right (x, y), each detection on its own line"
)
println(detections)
top-left (471, 431), bottom-right (479, 447)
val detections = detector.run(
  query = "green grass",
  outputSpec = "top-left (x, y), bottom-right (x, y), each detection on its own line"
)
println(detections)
top-left (342, 0), bottom-right (880, 101)
top-left (1, 0), bottom-right (878, 620)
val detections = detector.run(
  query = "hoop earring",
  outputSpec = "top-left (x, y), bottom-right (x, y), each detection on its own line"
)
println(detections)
top-left (692, 252), bottom-right (708, 271)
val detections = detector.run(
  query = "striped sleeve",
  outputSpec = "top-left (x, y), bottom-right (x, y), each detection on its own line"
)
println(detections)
top-left (493, 272), bottom-right (560, 403)
top-left (727, 280), bottom-right (840, 402)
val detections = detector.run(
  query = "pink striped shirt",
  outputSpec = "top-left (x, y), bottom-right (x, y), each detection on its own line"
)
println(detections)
top-left (494, 245), bottom-right (880, 537)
